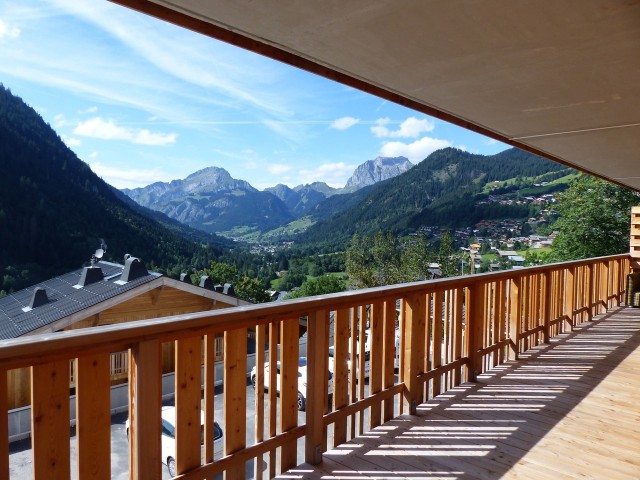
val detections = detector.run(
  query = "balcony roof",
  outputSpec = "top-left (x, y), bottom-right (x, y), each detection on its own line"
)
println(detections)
top-left (111, 1), bottom-right (640, 191)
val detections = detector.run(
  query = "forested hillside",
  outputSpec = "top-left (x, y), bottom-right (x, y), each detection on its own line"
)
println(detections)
top-left (300, 148), bottom-right (570, 247)
top-left (0, 85), bottom-right (228, 292)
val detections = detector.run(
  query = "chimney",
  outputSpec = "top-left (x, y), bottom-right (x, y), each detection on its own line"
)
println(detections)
top-left (214, 284), bottom-right (224, 293)
top-left (223, 283), bottom-right (235, 296)
top-left (77, 265), bottom-right (104, 287)
top-left (180, 273), bottom-right (191, 284)
top-left (120, 256), bottom-right (148, 282)
top-left (199, 275), bottom-right (214, 290)
top-left (29, 287), bottom-right (49, 308)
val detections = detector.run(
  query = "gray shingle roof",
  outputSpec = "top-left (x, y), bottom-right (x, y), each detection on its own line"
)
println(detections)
top-left (0, 261), bottom-right (161, 339)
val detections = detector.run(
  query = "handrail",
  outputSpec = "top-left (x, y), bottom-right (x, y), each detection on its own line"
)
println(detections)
top-left (0, 253), bottom-right (629, 480)
top-left (0, 253), bottom-right (628, 369)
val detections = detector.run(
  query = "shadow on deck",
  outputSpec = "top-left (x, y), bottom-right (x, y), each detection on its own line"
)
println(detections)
top-left (279, 306), bottom-right (640, 479)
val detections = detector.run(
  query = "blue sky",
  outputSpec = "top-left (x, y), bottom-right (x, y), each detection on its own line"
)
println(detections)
top-left (0, 1), bottom-right (508, 190)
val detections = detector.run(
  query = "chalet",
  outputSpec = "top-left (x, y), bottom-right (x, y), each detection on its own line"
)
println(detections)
top-left (0, 255), bottom-right (248, 409)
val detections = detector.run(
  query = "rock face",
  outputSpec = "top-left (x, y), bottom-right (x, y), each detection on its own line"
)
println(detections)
top-left (265, 182), bottom-right (338, 216)
top-left (122, 167), bottom-right (292, 234)
top-left (344, 156), bottom-right (413, 190)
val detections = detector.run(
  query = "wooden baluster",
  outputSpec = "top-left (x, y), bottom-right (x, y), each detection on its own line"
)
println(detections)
top-left (495, 280), bottom-right (506, 364)
top-left (333, 308), bottom-right (350, 446)
top-left (268, 322), bottom-right (278, 478)
top-left (369, 302), bottom-right (383, 428)
top-left (509, 276), bottom-right (522, 361)
top-left (349, 308), bottom-right (357, 435)
top-left (204, 334), bottom-right (216, 464)
top-left (0, 369), bottom-right (8, 480)
top-left (254, 325), bottom-right (265, 480)
top-left (383, 300), bottom-right (396, 422)
top-left (129, 340), bottom-right (162, 480)
top-left (32, 359), bottom-right (71, 480)
top-left (305, 309), bottom-right (328, 464)
top-left (175, 337), bottom-right (202, 475)
top-left (467, 282), bottom-right (486, 381)
top-left (280, 318), bottom-right (299, 472)
top-left (76, 353), bottom-right (111, 480)
top-left (542, 272), bottom-right (551, 343)
top-left (357, 305), bottom-right (366, 435)
top-left (432, 290), bottom-right (443, 395)
top-left (224, 328), bottom-right (247, 479)
top-left (564, 266), bottom-right (576, 330)
top-left (453, 288), bottom-right (464, 385)
top-left (403, 293), bottom-right (426, 414)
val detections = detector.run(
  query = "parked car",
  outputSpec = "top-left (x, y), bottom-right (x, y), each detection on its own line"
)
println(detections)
top-left (328, 346), bottom-right (370, 379)
top-left (250, 357), bottom-right (333, 411)
top-left (126, 405), bottom-right (223, 477)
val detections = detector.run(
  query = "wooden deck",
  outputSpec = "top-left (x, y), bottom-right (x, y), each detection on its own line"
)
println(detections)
top-left (277, 306), bottom-right (640, 480)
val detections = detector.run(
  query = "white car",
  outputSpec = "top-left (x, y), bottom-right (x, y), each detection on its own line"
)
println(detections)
top-left (126, 405), bottom-right (223, 477)
top-left (250, 357), bottom-right (333, 411)
top-left (328, 346), bottom-right (370, 379)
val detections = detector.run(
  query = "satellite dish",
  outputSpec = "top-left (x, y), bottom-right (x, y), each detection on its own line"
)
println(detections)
top-left (94, 248), bottom-right (104, 260)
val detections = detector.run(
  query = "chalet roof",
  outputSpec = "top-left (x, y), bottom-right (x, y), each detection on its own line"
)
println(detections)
top-left (111, 1), bottom-right (640, 192)
top-left (0, 261), bottom-right (161, 340)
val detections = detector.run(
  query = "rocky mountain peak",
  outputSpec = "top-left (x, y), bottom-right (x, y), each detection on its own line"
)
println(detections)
top-left (345, 156), bottom-right (413, 189)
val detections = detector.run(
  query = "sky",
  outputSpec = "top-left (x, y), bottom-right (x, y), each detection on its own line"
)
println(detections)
top-left (0, 0), bottom-right (508, 190)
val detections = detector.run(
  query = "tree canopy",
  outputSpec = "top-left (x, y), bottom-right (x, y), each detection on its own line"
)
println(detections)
top-left (549, 175), bottom-right (638, 261)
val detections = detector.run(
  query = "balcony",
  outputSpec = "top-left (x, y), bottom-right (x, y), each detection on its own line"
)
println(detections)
top-left (0, 253), bottom-right (634, 479)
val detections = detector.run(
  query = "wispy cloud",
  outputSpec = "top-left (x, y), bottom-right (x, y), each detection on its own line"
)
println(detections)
top-left (331, 116), bottom-right (360, 130)
top-left (298, 162), bottom-right (356, 187)
top-left (74, 117), bottom-right (177, 145)
top-left (88, 161), bottom-right (175, 189)
top-left (0, 19), bottom-right (20, 40)
top-left (372, 116), bottom-right (435, 138)
top-left (380, 136), bottom-right (452, 163)
top-left (79, 106), bottom-right (97, 114)
top-left (62, 135), bottom-right (81, 147)
top-left (267, 164), bottom-right (292, 175)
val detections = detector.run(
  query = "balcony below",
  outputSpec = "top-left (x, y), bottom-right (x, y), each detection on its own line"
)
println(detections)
top-left (277, 305), bottom-right (640, 479)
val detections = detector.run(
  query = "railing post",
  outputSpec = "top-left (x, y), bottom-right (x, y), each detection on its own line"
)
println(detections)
top-left (509, 276), bottom-right (522, 361)
top-left (467, 282), bottom-right (485, 382)
top-left (402, 293), bottom-right (426, 415)
top-left (129, 339), bottom-right (162, 480)
top-left (305, 309), bottom-right (328, 465)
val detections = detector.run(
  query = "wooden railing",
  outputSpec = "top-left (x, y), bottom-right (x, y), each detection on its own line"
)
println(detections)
top-left (0, 254), bottom-right (629, 479)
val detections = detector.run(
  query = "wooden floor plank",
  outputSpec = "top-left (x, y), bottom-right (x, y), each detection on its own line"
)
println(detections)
top-left (275, 308), bottom-right (640, 480)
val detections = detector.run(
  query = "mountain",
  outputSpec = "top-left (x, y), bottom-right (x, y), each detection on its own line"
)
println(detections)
top-left (265, 182), bottom-right (338, 216)
top-left (344, 156), bottom-right (413, 190)
top-left (122, 167), bottom-right (293, 234)
top-left (299, 148), bottom-right (571, 246)
top-left (0, 85), bottom-right (227, 293)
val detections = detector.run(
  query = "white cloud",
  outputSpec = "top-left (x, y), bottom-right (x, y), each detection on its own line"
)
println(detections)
top-left (380, 136), bottom-right (452, 163)
top-left (88, 161), bottom-right (175, 189)
top-left (62, 136), bottom-right (82, 147)
top-left (371, 116), bottom-right (435, 138)
top-left (53, 113), bottom-right (71, 128)
top-left (78, 106), bottom-right (97, 114)
top-left (74, 117), bottom-right (177, 145)
top-left (331, 116), bottom-right (360, 130)
top-left (298, 162), bottom-right (356, 187)
top-left (89, 151), bottom-right (98, 158)
top-left (0, 20), bottom-right (20, 40)
top-left (267, 164), bottom-right (292, 175)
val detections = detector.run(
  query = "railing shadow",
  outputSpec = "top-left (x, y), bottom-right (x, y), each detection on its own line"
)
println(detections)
top-left (280, 306), bottom-right (640, 479)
